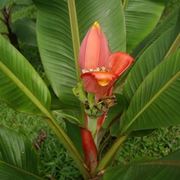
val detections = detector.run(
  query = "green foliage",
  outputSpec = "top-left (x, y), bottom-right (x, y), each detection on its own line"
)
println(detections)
top-left (104, 149), bottom-right (180, 180)
top-left (0, 0), bottom-right (180, 179)
top-left (12, 18), bottom-right (37, 46)
top-left (124, 10), bottom-right (180, 100)
top-left (124, 0), bottom-right (165, 52)
top-left (0, 34), bottom-right (51, 113)
top-left (0, 126), bottom-right (42, 180)
top-left (0, 102), bottom-right (82, 179)
top-left (118, 126), bottom-right (180, 162)
top-left (121, 50), bottom-right (180, 132)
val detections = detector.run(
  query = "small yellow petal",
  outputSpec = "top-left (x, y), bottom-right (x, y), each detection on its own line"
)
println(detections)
top-left (97, 79), bottom-right (110, 86)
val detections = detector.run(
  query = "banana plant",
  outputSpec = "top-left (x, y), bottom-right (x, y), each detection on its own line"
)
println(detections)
top-left (0, 0), bottom-right (180, 179)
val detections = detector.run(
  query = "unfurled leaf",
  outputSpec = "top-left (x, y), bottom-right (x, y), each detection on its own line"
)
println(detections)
top-left (121, 50), bottom-right (180, 133)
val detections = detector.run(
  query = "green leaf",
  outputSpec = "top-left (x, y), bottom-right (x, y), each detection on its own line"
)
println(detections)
top-left (0, 35), bottom-right (87, 177)
top-left (132, 8), bottom-right (180, 59)
top-left (12, 18), bottom-right (37, 47)
top-left (0, 126), bottom-right (42, 180)
top-left (53, 109), bottom-right (80, 124)
top-left (124, 11), bottom-right (180, 100)
top-left (65, 121), bottom-right (83, 156)
top-left (125, 0), bottom-right (166, 52)
top-left (121, 50), bottom-right (180, 133)
top-left (33, 0), bottom-right (126, 109)
top-left (0, 34), bottom-right (51, 113)
top-left (103, 150), bottom-right (180, 180)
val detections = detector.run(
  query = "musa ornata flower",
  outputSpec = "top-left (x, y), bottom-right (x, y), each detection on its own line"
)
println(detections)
top-left (79, 21), bottom-right (134, 100)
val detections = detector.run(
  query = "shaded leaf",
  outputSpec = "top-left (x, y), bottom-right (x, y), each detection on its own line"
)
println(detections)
top-left (0, 126), bottom-right (42, 180)
top-left (12, 18), bottom-right (37, 46)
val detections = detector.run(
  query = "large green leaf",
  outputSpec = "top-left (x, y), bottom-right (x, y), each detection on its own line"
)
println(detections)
top-left (0, 34), bottom-right (87, 177)
top-left (0, 34), bottom-right (51, 113)
top-left (132, 8), bottom-right (180, 59)
top-left (103, 150), bottom-right (180, 180)
top-left (124, 0), bottom-right (166, 52)
top-left (120, 50), bottom-right (180, 133)
top-left (33, 0), bottom-right (126, 109)
top-left (0, 126), bottom-right (42, 180)
top-left (124, 11), bottom-right (180, 101)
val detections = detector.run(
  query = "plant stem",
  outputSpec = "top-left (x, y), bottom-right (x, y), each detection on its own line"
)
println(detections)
top-left (67, 0), bottom-right (80, 80)
top-left (67, 0), bottom-right (85, 124)
top-left (97, 135), bottom-right (128, 172)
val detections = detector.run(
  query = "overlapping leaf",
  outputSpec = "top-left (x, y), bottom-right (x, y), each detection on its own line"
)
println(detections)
top-left (124, 10), bottom-right (180, 100)
top-left (121, 50), bottom-right (180, 132)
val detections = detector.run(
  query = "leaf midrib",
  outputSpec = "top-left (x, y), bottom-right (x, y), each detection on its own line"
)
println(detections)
top-left (123, 71), bottom-right (180, 132)
top-left (0, 61), bottom-right (51, 118)
top-left (0, 160), bottom-right (42, 179)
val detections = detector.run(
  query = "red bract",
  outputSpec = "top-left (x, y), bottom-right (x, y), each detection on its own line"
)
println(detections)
top-left (79, 22), bottom-right (134, 99)
top-left (80, 128), bottom-right (98, 173)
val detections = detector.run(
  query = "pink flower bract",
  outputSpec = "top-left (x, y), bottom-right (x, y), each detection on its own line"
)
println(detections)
top-left (79, 22), bottom-right (134, 99)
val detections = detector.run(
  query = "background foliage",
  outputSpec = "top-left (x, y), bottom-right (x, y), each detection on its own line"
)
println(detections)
top-left (0, 0), bottom-right (179, 179)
